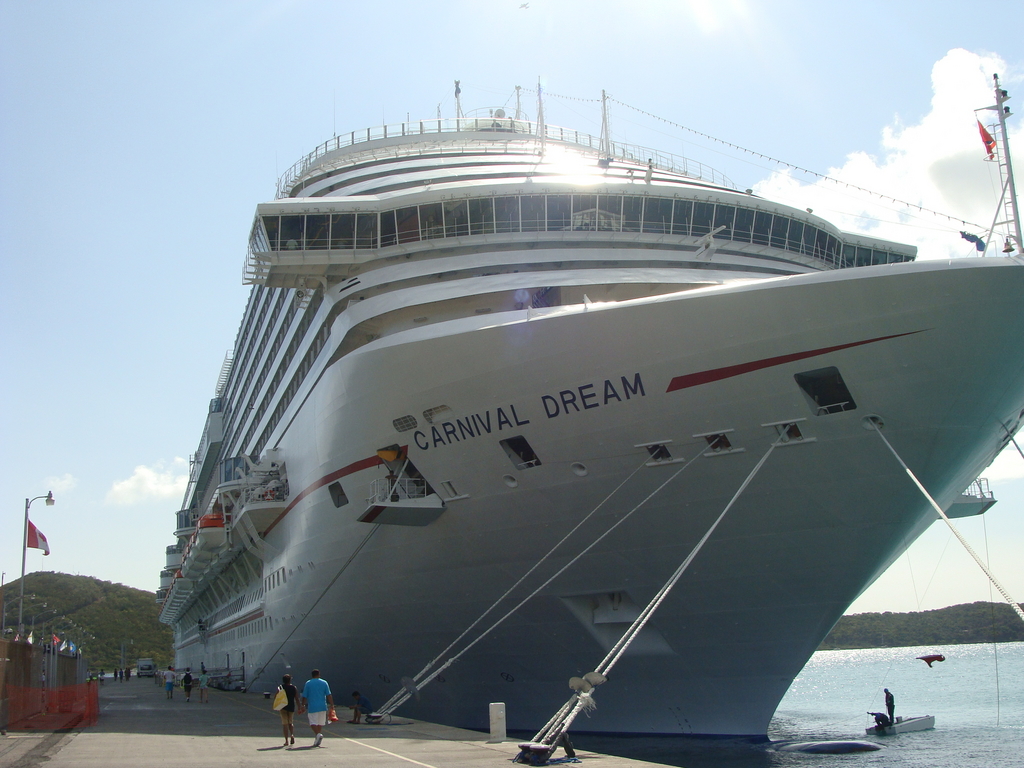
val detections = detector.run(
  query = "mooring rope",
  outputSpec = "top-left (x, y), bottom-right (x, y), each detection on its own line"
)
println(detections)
top-left (373, 451), bottom-right (652, 716)
top-left (378, 441), bottom-right (719, 717)
top-left (982, 514), bottom-right (1002, 725)
top-left (531, 438), bottom-right (781, 748)
top-left (868, 419), bottom-right (1024, 625)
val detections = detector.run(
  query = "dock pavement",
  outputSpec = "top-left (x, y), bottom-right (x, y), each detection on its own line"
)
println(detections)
top-left (1, 675), bottom-right (669, 768)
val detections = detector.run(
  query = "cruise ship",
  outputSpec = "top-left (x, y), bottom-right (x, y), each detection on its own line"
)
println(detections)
top-left (158, 89), bottom-right (1024, 736)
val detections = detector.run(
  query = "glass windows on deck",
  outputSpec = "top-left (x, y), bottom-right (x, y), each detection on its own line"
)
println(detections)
top-left (256, 195), bottom-right (914, 268)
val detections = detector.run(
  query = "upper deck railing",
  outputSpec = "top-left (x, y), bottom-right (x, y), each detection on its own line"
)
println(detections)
top-left (276, 118), bottom-right (733, 199)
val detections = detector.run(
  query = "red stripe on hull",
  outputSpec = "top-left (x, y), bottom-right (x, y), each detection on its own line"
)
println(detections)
top-left (665, 330), bottom-right (924, 392)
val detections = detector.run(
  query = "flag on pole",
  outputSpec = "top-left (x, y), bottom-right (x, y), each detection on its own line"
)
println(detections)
top-left (978, 120), bottom-right (997, 160)
top-left (69, 641), bottom-right (77, 653)
top-left (27, 632), bottom-right (34, 645)
top-left (27, 520), bottom-right (50, 555)
top-left (60, 639), bottom-right (68, 651)
top-left (960, 231), bottom-right (986, 251)
top-left (52, 634), bottom-right (60, 647)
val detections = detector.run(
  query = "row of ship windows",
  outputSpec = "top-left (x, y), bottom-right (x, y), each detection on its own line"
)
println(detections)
top-left (203, 586), bottom-right (263, 629)
top-left (264, 566), bottom-right (286, 593)
top-left (212, 286), bottom-right (324, 489)
top-left (238, 616), bottom-right (271, 638)
top-left (222, 289), bottom-right (298, 466)
top-left (249, 297), bottom-right (331, 459)
top-left (254, 195), bottom-right (913, 267)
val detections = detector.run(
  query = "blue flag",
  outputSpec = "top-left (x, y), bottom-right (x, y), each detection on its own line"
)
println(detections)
top-left (960, 231), bottom-right (985, 252)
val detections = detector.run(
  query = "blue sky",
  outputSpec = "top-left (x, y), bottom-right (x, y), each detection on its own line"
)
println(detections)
top-left (2, 0), bottom-right (1023, 618)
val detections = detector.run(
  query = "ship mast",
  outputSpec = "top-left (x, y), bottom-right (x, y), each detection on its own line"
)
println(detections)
top-left (985, 74), bottom-right (1022, 253)
top-left (454, 80), bottom-right (464, 119)
top-left (536, 79), bottom-right (546, 155)
top-left (600, 89), bottom-right (611, 158)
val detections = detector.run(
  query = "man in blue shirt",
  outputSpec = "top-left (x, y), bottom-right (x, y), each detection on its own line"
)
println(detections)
top-left (348, 690), bottom-right (372, 723)
top-left (300, 669), bottom-right (334, 747)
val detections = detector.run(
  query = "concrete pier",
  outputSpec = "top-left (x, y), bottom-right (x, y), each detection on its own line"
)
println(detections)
top-left (1, 675), bottom-right (668, 768)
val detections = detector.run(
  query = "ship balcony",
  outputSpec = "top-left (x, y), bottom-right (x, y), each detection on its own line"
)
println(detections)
top-left (232, 482), bottom-right (289, 539)
top-left (155, 587), bottom-right (168, 603)
top-left (159, 568), bottom-right (175, 590)
top-left (946, 477), bottom-right (997, 519)
top-left (174, 508), bottom-right (198, 538)
top-left (165, 544), bottom-right (182, 569)
top-left (359, 477), bottom-right (445, 526)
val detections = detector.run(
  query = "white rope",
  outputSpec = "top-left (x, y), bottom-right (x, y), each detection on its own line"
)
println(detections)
top-left (376, 450), bottom-right (663, 716)
top-left (607, 97), bottom-right (987, 231)
top-left (1010, 435), bottom-right (1024, 462)
top-left (869, 420), bottom-right (1024, 625)
top-left (533, 439), bottom-right (780, 746)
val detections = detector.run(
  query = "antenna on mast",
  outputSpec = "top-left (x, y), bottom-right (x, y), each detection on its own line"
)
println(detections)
top-left (454, 80), bottom-right (464, 119)
top-left (514, 85), bottom-right (523, 120)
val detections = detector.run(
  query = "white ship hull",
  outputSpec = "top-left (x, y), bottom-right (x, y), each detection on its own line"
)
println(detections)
top-left (173, 257), bottom-right (1024, 735)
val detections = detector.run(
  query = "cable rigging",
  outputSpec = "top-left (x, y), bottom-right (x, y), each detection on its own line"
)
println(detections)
top-left (519, 437), bottom-right (783, 762)
top-left (375, 437), bottom-right (724, 720)
top-left (518, 86), bottom-right (992, 233)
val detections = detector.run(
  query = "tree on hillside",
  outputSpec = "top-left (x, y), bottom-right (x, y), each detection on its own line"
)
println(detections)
top-left (820, 602), bottom-right (1024, 649)
top-left (1, 572), bottom-right (173, 669)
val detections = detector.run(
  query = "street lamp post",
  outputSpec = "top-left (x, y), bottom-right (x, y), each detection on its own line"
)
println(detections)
top-left (19, 491), bottom-right (54, 636)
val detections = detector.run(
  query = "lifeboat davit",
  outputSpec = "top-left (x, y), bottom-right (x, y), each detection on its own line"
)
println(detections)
top-left (179, 535), bottom-right (202, 580)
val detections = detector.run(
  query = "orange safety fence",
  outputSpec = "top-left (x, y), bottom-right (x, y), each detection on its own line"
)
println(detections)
top-left (1, 638), bottom-right (97, 731)
top-left (4, 681), bottom-right (99, 730)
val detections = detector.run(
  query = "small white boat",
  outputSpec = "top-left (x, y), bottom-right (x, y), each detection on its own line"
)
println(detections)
top-left (866, 715), bottom-right (935, 735)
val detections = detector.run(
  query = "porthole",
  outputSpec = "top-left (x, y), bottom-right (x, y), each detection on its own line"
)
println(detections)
top-left (571, 463), bottom-right (588, 477)
top-left (503, 475), bottom-right (519, 488)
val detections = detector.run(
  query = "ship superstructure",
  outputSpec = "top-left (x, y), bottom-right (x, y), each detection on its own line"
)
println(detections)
top-left (158, 105), bottom-right (1024, 736)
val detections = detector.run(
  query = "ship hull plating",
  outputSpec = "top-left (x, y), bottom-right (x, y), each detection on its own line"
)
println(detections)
top-left (176, 258), bottom-right (1024, 735)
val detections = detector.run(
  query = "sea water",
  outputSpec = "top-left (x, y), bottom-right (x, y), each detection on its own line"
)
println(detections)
top-left (576, 641), bottom-right (1024, 768)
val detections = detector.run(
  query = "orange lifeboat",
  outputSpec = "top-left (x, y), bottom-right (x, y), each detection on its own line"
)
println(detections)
top-left (195, 513), bottom-right (227, 552)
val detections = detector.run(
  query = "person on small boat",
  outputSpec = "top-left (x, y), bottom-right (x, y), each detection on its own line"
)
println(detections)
top-left (884, 688), bottom-right (895, 725)
top-left (868, 711), bottom-right (892, 729)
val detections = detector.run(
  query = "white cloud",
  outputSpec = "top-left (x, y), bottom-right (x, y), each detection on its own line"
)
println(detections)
top-left (44, 473), bottom-right (78, 494)
top-left (106, 458), bottom-right (189, 506)
top-left (980, 442), bottom-right (1024, 482)
top-left (754, 49), bottom-right (1020, 260)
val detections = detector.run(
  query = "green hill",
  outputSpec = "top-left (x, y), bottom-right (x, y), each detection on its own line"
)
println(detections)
top-left (1, 572), bottom-right (173, 670)
top-left (5, 574), bottom-right (1019, 665)
top-left (820, 601), bottom-right (1024, 650)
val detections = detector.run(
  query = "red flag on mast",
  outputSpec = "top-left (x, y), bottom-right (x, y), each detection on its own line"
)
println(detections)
top-left (978, 120), bottom-right (997, 160)
top-left (27, 520), bottom-right (50, 555)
